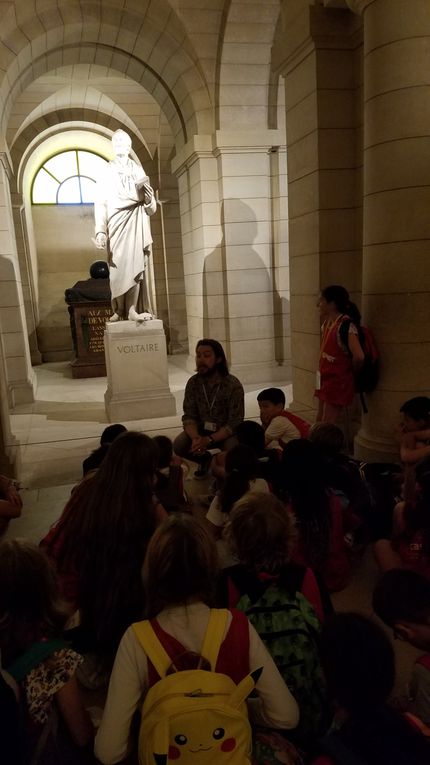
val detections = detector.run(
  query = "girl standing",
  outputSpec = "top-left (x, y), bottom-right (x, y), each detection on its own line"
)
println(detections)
top-left (316, 285), bottom-right (364, 423)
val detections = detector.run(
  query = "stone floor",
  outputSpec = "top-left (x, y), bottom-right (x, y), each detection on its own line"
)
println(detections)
top-left (8, 357), bottom-right (292, 488)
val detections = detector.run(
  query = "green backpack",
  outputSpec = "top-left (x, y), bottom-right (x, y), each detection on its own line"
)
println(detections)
top-left (237, 584), bottom-right (326, 742)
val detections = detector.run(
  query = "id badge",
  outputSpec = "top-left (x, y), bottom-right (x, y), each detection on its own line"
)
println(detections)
top-left (315, 370), bottom-right (321, 390)
top-left (204, 421), bottom-right (217, 432)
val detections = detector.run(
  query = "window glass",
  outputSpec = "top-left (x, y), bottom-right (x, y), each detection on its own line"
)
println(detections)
top-left (44, 151), bottom-right (78, 182)
top-left (57, 176), bottom-right (82, 204)
top-left (79, 176), bottom-right (97, 204)
top-left (32, 168), bottom-right (59, 204)
top-left (78, 151), bottom-right (107, 181)
top-left (32, 149), bottom-right (108, 205)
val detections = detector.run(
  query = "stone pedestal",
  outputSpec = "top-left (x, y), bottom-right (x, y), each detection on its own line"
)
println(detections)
top-left (104, 319), bottom-right (176, 421)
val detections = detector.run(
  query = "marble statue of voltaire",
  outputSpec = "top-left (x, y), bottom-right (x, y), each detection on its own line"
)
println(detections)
top-left (94, 129), bottom-right (157, 322)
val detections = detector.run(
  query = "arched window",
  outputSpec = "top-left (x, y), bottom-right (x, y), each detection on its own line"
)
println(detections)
top-left (32, 150), bottom-right (108, 204)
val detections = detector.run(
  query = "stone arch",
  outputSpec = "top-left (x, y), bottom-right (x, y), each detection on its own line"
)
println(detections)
top-left (9, 86), bottom-right (152, 159)
top-left (215, 0), bottom-right (282, 130)
top-left (0, 6), bottom-right (214, 145)
top-left (10, 109), bottom-right (153, 185)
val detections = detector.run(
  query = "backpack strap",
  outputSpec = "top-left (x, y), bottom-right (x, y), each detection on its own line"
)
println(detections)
top-left (132, 621), bottom-right (173, 678)
top-left (133, 608), bottom-right (230, 677)
top-left (6, 639), bottom-right (68, 683)
top-left (200, 609), bottom-right (229, 670)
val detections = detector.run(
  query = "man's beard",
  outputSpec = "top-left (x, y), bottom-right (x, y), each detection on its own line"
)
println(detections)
top-left (196, 365), bottom-right (218, 377)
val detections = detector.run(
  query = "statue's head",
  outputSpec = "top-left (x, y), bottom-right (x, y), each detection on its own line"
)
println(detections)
top-left (112, 129), bottom-right (132, 157)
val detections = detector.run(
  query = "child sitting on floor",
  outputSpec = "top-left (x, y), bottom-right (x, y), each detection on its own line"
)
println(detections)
top-left (153, 434), bottom-right (190, 513)
top-left (222, 491), bottom-right (328, 745)
top-left (0, 539), bottom-right (93, 763)
top-left (280, 439), bottom-right (355, 592)
top-left (95, 514), bottom-right (300, 765)
top-left (257, 387), bottom-right (310, 449)
top-left (373, 455), bottom-right (430, 578)
top-left (312, 612), bottom-right (430, 765)
top-left (206, 444), bottom-right (269, 538)
top-left (373, 568), bottom-right (430, 725)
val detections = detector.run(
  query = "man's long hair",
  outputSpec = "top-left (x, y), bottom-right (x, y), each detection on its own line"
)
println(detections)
top-left (196, 338), bottom-right (229, 376)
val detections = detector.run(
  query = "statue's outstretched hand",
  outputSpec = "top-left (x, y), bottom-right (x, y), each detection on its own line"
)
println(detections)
top-left (95, 232), bottom-right (107, 249)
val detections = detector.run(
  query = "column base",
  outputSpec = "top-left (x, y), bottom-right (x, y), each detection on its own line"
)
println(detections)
top-left (354, 427), bottom-right (400, 463)
top-left (9, 372), bottom-right (36, 406)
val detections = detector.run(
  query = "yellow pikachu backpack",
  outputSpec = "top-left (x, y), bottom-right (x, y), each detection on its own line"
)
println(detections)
top-left (132, 608), bottom-right (261, 765)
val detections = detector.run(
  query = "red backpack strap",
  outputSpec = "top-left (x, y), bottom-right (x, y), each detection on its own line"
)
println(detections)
top-left (215, 608), bottom-right (250, 683)
top-left (416, 654), bottom-right (430, 671)
top-left (145, 619), bottom-right (188, 686)
top-left (281, 410), bottom-right (310, 439)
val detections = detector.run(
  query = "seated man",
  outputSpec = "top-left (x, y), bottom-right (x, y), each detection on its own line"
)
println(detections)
top-left (257, 388), bottom-right (310, 449)
top-left (173, 339), bottom-right (244, 476)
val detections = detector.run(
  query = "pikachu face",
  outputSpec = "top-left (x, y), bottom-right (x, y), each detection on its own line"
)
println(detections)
top-left (167, 720), bottom-right (238, 760)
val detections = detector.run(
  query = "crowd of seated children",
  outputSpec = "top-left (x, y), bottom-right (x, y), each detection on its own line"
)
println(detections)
top-left (312, 612), bottom-right (430, 765)
top-left (0, 472), bottom-right (22, 536)
top-left (278, 439), bottom-right (355, 592)
top-left (8, 389), bottom-right (430, 764)
top-left (220, 492), bottom-right (327, 745)
top-left (257, 387), bottom-right (310, 449)
top-left (373, 568), bottom-right (430, 726)
top-left (95, 514), bottom-right (300, 765)
top-left (373, 454), bottom-right (430, 578)
top-left (82, 423), bottom-right (127, 476)
top-left (0, 539), bottom-right (93, 763)
top-left (41, 432), bottom-right (167, 674)
top-left (153, 434), bottom-right (190, 513)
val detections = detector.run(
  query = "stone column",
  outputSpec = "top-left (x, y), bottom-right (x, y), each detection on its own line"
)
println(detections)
top-left (275, 2), bottom-right (362, 414)
top-left (0, 149), bottom-right (35, 406)
top-left (348, 0), bottom-right (430, 459)
top-left (172, 131), bottom-right (290, 383)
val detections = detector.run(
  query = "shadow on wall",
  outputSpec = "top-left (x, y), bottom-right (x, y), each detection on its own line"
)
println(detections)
top-left (202, 199), bottom-right (288, 365)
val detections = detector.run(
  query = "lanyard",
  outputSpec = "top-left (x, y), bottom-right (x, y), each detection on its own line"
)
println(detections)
top-left (202, 382), bottom-right (220, 416)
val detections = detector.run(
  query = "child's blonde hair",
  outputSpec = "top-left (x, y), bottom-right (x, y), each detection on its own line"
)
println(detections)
top-left (226, 492), bottom-right (296, 574)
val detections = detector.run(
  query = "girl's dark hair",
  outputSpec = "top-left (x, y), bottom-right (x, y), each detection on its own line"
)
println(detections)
top-left (0, 540), bottom-right (68, 665)
top-left (319, 613), bottom-right (430, 765)
top-left (280, 439), bottom-right (331, 571)
top-left (196, 339), bottom-right (229, 376)
top-left (219, 444), bottom-right (258, 515)
top-left (153, 435), bottom-right (173, 469)
top-left (143, 514), bottom-right (218, 618)
top-left (236, 421), bottom-right (266, 455)
top-left (46, 431), bottom-right (159, 660)
top-left (226, 492), bottom-right (296, 574)
top-left (321, 285), bottom-right (361, 327)
top-left (400, 454), bottom-right (430, 556)
top-left (400, 396), bottom-right (430, 424)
